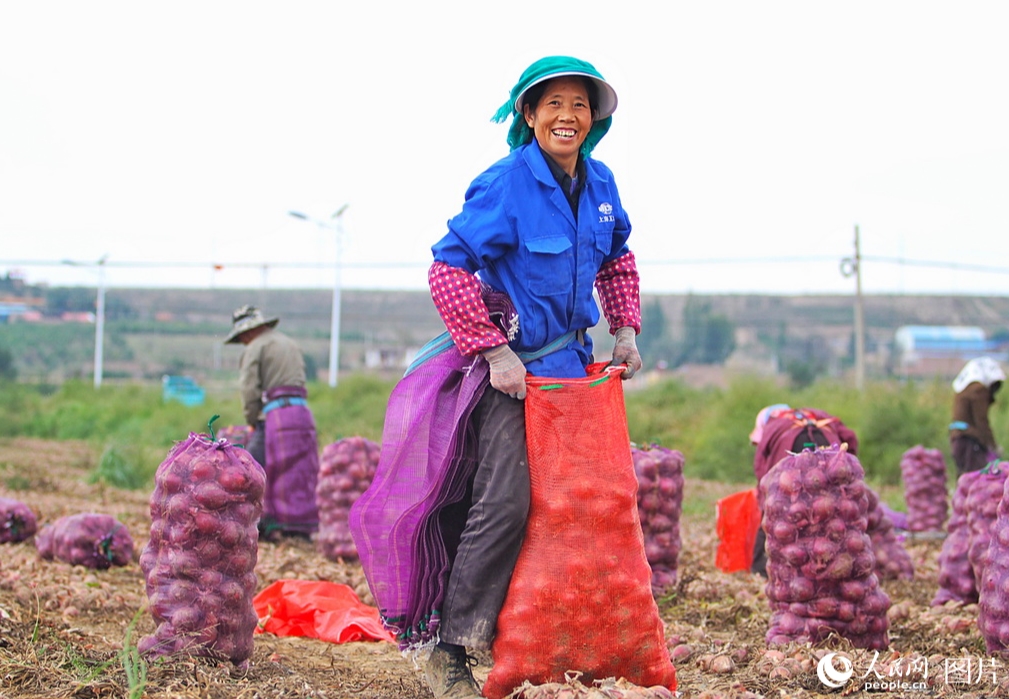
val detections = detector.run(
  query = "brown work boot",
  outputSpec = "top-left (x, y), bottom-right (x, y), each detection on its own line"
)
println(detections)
top-left (424, 645), bottom-right (482, 699)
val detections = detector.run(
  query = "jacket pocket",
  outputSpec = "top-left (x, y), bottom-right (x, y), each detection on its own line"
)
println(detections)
top-left (524, 235), bottom-right (573, 296)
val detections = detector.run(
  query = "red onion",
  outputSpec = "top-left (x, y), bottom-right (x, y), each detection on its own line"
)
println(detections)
top-left (139, 431), bottom-right (265, 668)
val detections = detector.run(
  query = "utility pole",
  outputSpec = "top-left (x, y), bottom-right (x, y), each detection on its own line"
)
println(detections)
top-left (841, 226), bottom-right (866, 390)
top-left (853, 226), bottom-right (866, 390)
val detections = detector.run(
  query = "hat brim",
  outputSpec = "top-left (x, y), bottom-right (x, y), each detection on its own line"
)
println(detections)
top-left (515, 71), bottom-right (618, 120)
top-left (224, 317), bottom-right (279, 344)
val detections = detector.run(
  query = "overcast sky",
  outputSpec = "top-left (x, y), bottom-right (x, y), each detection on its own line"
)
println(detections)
top-left (2, 1), bottom-right (1008, 296)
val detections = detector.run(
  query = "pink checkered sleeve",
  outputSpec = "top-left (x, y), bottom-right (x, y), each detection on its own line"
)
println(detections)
top-left (595, 251), bottom-right (642, 334)
top-left (429, 262), bottom-right (508, 356)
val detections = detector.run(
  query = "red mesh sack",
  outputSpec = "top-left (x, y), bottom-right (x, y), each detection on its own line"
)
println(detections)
top-left (932, 470), bottom-right (983, 606)
top-left (899, 445), bottom-right (949, 532)
top-left (978, 470), bottom-right (1009, 655)
top-left (316, 436), bottom-right (381, 561)
top-left (715, 488), bottom-right (761, 574)
top-left (966, 462), bottom-right (1008, 592)
top-left (865, 487), bottom-right (914, 581)
top-left (0, 496), bottom-right (37, 544)
top-left (35, 513), bottom-right (133, 568)
top-left (482, 364), bottom-right (677, 699)
top-left (762, 446), bottom-right (890, 650)
top-left (216, 424), bottom-right (252, 446)
top-left (632, 444), bottom-right (684, 595)
top-left (138, 431), bottom-right (265, 668)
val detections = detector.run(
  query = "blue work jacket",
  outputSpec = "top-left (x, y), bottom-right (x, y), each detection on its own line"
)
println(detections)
top-left (432, 140), bottom-right (632, 379)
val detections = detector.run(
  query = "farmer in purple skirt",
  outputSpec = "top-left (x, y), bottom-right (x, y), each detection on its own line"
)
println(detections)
top-left (350, 55), bottom-right (642, 699)
top-left (225, 305), bottom-right (320, 539)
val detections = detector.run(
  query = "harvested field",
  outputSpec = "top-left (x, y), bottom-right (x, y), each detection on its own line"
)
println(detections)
top-left (0, 438), bottom-right (1000, 698)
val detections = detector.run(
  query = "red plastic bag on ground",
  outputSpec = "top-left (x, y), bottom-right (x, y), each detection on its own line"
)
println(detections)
top-left (483, 363), bottom-right (677, 699)
top-left (715, 488), bottom-right (760, 573)
top-left (254, 579), bottom-right (394, 644)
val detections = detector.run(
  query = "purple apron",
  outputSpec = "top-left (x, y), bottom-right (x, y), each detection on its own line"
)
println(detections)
top-left (263, 385), bottom-right (320, 535)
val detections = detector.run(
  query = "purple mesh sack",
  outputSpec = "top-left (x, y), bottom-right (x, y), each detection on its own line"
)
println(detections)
top-left (899, 445), bottom-right (949, 532)
top-left (762, 446), bottom-right (890, 650)
top-left (966, 462), bottom-right (1008, 591)
top-left (932, 470), bottom-right (983, 606)
top-left (0, 496), bottom-right (37, 544)
top-left (216, 424), bottom-right (252, 446)
top-left (138, 432), bottom-right (265, 667)
top-left (632, 444), bottom-right (684, 595)
top-left (865, 487), bottom-right (914, 581)
top-left (35, 513), bottom-right (133, 568)
top-left (349, 284), bottom-right (514, 652)
top-left (316, 436), bottom-right (381, 561)
top-left (978, 470), bottom-right (1009, 655)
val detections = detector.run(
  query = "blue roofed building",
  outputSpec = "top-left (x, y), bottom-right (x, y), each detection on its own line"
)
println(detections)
top-left (894, 325), bottom-right (1009, 378)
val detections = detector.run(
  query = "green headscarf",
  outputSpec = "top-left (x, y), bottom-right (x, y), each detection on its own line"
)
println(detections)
top-left (491, 55), bottom-right (618, 157)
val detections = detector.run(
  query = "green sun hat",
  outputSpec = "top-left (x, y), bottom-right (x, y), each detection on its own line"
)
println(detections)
top-left (491, 56), bottom-right (618, 156)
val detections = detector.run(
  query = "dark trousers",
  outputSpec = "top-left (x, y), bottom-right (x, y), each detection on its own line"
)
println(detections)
top-left (246, 420), bottom-right (266, 468)
top-left (439, 388), bottom-right (530, 650)
top-left (951, 435), bottom-right (989, 476)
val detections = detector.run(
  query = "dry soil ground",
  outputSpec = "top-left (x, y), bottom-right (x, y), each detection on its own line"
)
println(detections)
top-left (0, 438), bottom-right (1000, 699)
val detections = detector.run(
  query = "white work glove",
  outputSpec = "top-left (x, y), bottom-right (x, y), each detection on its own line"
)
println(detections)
top-left (610, 326), bottom-right (642, 379)
top-left (482, 344), bottom-right (527, 399)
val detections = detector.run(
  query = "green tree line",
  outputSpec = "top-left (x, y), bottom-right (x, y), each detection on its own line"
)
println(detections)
top-left (0, 373), bottom-right (985, 495)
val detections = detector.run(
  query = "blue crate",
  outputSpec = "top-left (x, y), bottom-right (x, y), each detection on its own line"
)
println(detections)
top-left (162, 375), bottom-right (206, 407)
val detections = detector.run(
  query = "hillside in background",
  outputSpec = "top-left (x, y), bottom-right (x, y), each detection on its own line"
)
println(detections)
top-left (3, 286), bottom-right (1009, 387)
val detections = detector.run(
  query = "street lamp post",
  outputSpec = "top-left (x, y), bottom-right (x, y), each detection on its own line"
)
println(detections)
top-left (61, 255), bottom-right (108, 388)
top-left (289, 205), bottom-right (349, 388)
top-left (94, 255), bottom-right (107, 389)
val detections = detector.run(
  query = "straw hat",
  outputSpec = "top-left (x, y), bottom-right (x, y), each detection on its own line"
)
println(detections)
top-left (224, 305), bottom-right (279, 344)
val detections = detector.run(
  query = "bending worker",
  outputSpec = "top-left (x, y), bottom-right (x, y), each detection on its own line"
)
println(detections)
top-left (750, 404), bottom-right (859, 577)
top-left (225, 304), bottom-right (320, 539)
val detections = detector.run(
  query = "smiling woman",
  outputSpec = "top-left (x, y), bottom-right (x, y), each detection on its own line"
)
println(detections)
top-left (521, 76), bottom-right (597, 177)
top-left (350, 54), bottom-right (647, 699)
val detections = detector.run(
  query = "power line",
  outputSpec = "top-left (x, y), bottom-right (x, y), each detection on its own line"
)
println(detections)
top-left (4, 254), bottom-right (1009, 275)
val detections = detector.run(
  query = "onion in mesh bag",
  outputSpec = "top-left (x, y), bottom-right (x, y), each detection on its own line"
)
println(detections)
top-left (35, 513), bottom-right (133, 568)
top-left (215, 424), bottom-right (252, 446)
top-left (762, 445), bottom-right (890, 650)
top-left (932, 470), bottom-right (983, 606)
top-left (978, 469), bottom-right (1009, 656)
top-left (138, 431), bottom-right (265, 667)
top-left (966, 462), bottom-right (1008, 592)
top-left (0, 496), bottom-right (37, 544)
top-left (316, 436), bottom-right (380, 561)
top-left (865, 487), bottom-right (914, 581)
top-left (632, 444), bottom-right (684, 595)
top-left (899, 445), bottom-right (949, 532)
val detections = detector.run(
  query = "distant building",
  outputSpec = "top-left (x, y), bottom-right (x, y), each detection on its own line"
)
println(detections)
top-left (894, 325), bottom-right (1008, 378)
top-left (0, 295), bottom-right (45, 323)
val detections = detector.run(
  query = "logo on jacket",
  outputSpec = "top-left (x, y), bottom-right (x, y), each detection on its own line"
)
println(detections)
top-left (598, 202), bottom-right (615, 223)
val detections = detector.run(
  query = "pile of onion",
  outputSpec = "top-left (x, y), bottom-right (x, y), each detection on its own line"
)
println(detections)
top-left (899, 445), bottom-right (949, 532)
top-left (932, 470), bottom-right (983, 606)
top-left (35, 513), bottom-right (133, 568)
top-left (138, 432), bottom-right (266, 667)
top-left (865, 487), bottom-right (914, 580)
top-left (978, 466), bottom-right (1009, 655)
top-left (632, 444), bottom-right (684, 595)
top-left (966, 462), bottom-right (1008, 591)
top-left (761, 445), bottom-right (890, 650)
top-left (316, 436), bottom-right (381, 561)
top-left (0, 496), bottom-right (37, 544)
